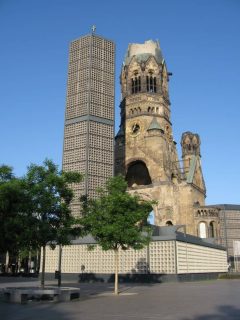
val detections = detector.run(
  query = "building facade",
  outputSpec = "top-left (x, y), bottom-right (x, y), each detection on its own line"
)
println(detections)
top-left (115, 40), bottom-right (207, 236)
top-left (217, 205), bottom-right (240, 261)
top-left (47, 37), bottom-right (229, 281)
top-left (114, 40), bottom-right (240, 270)
top-left (44, 228), bottom-right (227, 281)
top-left (62, 32), bottom-right (115, 216)
top-left (194, 204), bottom-right (240, 268)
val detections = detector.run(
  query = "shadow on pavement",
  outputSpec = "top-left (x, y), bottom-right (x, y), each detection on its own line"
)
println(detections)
top-left (1, 303), bottom-right (75, 320)
top-left (182, 305), bottom-right (240, 320)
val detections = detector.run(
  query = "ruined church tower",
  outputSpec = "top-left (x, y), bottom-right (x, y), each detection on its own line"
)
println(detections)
top-left (115, 40), bottom-right (208, 236)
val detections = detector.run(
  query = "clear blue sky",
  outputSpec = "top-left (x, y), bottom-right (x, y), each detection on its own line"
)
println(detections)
top-left (0, 0), bottom-right (239, 205)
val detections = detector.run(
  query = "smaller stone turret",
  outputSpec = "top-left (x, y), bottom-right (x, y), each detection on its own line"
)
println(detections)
top-left (181, 132), bottom-right (201, 157)
top-left (181, 131), bottom-right (206, 195)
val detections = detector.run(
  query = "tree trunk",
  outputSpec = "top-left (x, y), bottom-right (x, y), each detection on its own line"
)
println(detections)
top-left (36, 249), bottom-right (41, 274)
top-left (17, 254), bottom-right (21, 274)
top-left (5, 251), bottom-right (9, 273)
top-left (41, 246), bottom-right (46, 288)
top-left (58, 245), bottom-right (62, 287)
top-left (114, 248), bottom-right (119, 295)
top-left (28, 251), bottom-right (32, 273)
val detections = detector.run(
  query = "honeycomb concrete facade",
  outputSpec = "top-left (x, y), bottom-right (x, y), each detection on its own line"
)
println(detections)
top-left (44, 231), bottom-right (227, 280)
top-left (63, 33), bottom-right (115, 216)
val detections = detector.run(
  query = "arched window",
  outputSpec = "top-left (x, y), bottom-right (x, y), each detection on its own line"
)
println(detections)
top-left (146, 75), bottom-right (157, 93)
top-left (199, 222), bottom-right (207, 238)
top-left (166, 221), bottom-right (173, 226)
top-left (209, 221), bottom-right (216, 238)
top-left (126, 161), bottom-right (152, 187)
top-left (131, 76), bottom-right (141, 94)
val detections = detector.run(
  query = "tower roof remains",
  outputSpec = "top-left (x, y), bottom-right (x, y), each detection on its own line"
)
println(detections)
top-left (124, 40), bottom-right (163, 65)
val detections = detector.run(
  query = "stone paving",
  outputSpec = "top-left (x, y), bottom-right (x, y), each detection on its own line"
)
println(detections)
top-left (1, 277), bottom-right (240, 320)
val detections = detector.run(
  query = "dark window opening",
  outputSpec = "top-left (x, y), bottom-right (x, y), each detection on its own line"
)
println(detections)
top-left (131, 76), bottom-right (141, 94)
top-left (209, 221), bottom-right (215, 238)
top-left (126, 161), bottom-right (152, 187)
top-left (146, 75), bottom-right (157, 93)
top-left (154, 77), bottom-right (156, 89)
top-left (166, 221), bottom-right (173, 226)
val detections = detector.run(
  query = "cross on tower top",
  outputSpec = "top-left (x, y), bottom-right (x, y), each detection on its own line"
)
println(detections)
top-left (91, 25), bottom-right (96, 33)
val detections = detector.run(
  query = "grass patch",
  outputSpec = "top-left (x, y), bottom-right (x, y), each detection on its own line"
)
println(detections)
top-left (218, 273), bottom-right (240, 280)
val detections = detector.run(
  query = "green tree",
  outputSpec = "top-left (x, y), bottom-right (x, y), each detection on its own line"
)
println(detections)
top-left (0, 165), bottom-right (14, 182)
top-left (0, 165), bottom-right (29, 260)
top-left (24, 159), bottom-right (82, 287)
top-left (80, 175), bottom-right (154, 295)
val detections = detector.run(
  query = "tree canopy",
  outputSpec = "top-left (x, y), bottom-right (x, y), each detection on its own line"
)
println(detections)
top-left (0, 166), bottom-right (29, 255)
top-left (23, 159), bottom-right (82, 286)
top-left (80, 175), bottom-right (155, 294)
top-left (0, 160), bottom-right (82, 286)
top-left (24, 159), bottom-right (82, 248)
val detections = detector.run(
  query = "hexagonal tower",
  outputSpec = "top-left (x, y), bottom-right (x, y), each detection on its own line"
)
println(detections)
top-left (115, 40), bottom-right (208, 236)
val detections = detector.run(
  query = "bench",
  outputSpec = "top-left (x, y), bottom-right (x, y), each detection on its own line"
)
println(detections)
top-left (3, 287), bottom-right (80, 303)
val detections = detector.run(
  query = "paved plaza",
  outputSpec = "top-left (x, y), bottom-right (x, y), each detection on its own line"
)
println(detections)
top-left (1, 277), bottom-right (240, 320)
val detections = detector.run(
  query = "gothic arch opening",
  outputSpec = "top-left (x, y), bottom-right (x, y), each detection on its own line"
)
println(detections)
top-left (126, 161), bottom-right (152, 187)
top-left (146, 75), bottom-right (157, 93)
top-left (198, 221), bottom-right (207, 238)
top-left (166, 220), bottom-right (173, 226)
top-left (136, 193), bottom-right (157, 226)
top-left (131, 76), bottom-right (141, 94)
